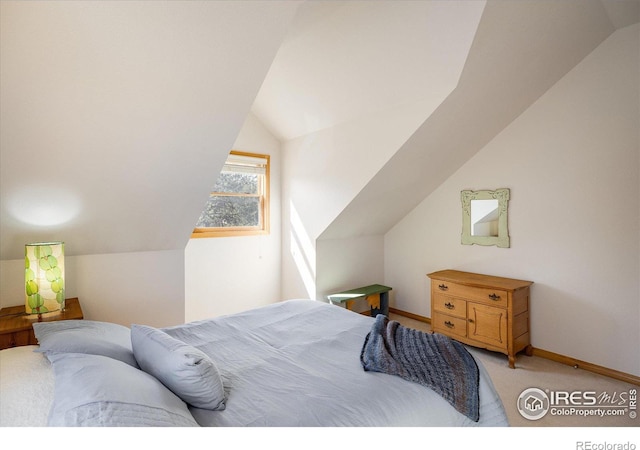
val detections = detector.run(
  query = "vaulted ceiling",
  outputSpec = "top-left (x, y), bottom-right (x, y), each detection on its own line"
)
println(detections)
top-left (250, 0), bottom-right (639, 241)
top-left (1, 1), bottom-right (637, 260)
top-left (254, 0), bottom-right (639, 144)
top-left (0, 1), bottom-right (300, 260)
top-left (251, 1), bottom-right (486, 141)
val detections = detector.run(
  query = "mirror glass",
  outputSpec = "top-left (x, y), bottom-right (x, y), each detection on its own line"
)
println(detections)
top-left (471, 199), bottom-right (499, 237)
top-left (461, 188), bottom-right (510, 248)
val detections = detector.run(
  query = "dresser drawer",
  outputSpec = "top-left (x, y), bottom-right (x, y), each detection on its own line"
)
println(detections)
top-left (431, 312), bottom-right (467, 338)
top-left (432, 294), bottom-right (466, 319)
top-left (428, 270), bottom-right (533, 369)
top-left (432, 280), bottom-right (507, 308)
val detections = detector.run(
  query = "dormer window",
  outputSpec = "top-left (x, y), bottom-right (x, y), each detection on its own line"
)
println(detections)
top-left (192, 151), bottom-right (269, 238)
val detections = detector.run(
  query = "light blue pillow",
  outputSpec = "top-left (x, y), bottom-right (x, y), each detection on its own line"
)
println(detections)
top-left (33, 320), bottom-right (139, 368)
top-left (131, 324), bottom-right (226, 411)
top-left (47, 352), bottom-right (198, 426)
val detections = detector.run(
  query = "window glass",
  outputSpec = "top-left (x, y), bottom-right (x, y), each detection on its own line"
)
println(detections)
top-left (196, 195), bottom-right (260, 228)
top-left (213, 172), bottom-right (258, 195)
top-left (192, 151), bottom-right (269, 238)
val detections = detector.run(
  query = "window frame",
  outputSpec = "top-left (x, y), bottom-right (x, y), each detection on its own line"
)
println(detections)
top-left (191, 150), bottom-right (270, 238)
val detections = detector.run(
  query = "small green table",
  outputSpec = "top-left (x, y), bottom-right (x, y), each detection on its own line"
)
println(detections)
top-left (327, 284), bottom-right (392, 317)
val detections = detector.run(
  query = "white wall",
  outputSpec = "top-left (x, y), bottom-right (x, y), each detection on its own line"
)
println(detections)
top-left (281, 101), bottom-right (435, 301)
top-left (316, 235), bottom-right (385, 311)
top-left (0, 249), bottom-right (185, 327)
top-left (184, 114), bottom-right (282, 321)
top-left (385, 25), bottom-right (640, 376)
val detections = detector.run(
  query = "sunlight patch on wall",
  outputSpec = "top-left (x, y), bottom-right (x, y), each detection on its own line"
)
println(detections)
top-left (5, 186), bottom-right (81, 226)
top-left (289, 200), bottom-right (316, 299)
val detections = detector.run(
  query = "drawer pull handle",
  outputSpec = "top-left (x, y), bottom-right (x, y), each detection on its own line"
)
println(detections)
top-left (438, 284), bottom-right (448, 291)
top-left (444, 302), bottom-right (454, 310)
top-left (444, 321), bottom-right (455, 328)
top-left (488, 293), bottom-right (501, 301)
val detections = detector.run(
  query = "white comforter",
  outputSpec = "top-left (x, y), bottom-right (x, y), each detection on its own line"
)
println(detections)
top-left (164, 300), bottom-right (508, 426)
top-left (0, 345), bottom-right (53, 426)
top-left (0, 300), bottom-right (509, 427)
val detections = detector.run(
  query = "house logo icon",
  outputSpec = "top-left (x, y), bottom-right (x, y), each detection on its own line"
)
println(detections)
top-left (517, 388), bottom-right (550, 420)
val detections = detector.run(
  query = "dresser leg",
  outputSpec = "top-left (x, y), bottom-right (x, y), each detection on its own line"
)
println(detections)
top-left (525, 345), bottom-right (533, 356)
top-left (508, 355), bottom-right (516, 369)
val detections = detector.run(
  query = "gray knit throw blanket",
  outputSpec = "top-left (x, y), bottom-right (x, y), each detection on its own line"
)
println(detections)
top-left (360, 315), bottom-right (480, 422)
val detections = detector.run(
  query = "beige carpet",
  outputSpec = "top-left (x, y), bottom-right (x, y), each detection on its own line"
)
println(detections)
top-left (389, 313), bottom-right (638, 428)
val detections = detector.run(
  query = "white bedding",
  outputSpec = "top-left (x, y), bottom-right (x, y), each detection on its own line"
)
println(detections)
top-left (0, 345), bottom-right (53, 426)
top-left (0, 300), bottom-right (509, 427)
top-left (165, 300), bottom-right (508, 426)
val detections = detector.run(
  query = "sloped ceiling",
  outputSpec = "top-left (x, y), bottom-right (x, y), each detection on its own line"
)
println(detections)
top-left (0, 1), bottom-right (300, 260)
top-left (251, 1), bottom-right (486, 141)
top-left (250, 0), bottom-right (638, 241)
top-left (320, 0), bottom-right (630, 240)
top-left (2, 1), bottom-right (637, 260)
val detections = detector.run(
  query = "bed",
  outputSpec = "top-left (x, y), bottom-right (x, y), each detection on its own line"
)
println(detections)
top-left (0, 299), bottom-right (508, 427)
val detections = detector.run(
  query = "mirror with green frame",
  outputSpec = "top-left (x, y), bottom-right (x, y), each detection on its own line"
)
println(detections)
top-left (461, 188), bottom-right (510, 248)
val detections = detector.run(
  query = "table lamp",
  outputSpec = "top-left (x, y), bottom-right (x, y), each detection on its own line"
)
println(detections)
top-left (25, 242), bottom-right (65, 317)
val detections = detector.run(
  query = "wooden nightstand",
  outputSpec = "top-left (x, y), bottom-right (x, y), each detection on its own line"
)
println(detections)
top-left (0, 298), bottom-right (83, 350)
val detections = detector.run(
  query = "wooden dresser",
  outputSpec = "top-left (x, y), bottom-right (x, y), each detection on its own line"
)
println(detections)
top-left (427, 270), bottom-right (532, 368)
top-left (0, 297), bottom-right (83, 350)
